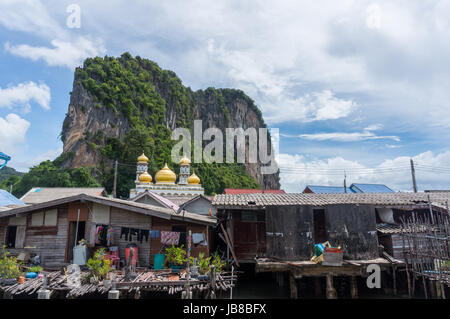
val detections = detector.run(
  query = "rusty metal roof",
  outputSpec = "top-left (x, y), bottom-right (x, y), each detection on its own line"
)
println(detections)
top-left (213, 192), bottom-right (450, 209)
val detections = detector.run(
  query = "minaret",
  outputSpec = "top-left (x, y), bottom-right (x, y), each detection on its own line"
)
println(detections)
top-left (136, 152), bottom-right (149, 184)
top-left (178, 155), bottom-right (191, 185)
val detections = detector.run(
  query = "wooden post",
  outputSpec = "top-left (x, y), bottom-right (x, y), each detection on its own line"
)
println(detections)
top-left (184, 230), bottom-right (192, 299)
top-left (392, 265), bottom-right (397, 296)
top-left (314, 277), bottom-right (322, 298)
top-left (410, 159), bottom-right (417, 193)
top-left (210, 265), bottom-right (216, 299)
top-left (428, 280), bottom-right (436, 299)
top-left (350, 276), bottom-right (358, 299)
top-left (289, 272), bottom-right (298, 299)
top-left (326, 274), bottom-right (337, 299)
top-left (230, 265), bottom-right (234, 299)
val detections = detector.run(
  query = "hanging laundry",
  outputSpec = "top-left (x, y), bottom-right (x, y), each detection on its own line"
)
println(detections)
top-left (160, 231), bottom-right (180, 246)
top-left (129, 228), bottom-right (139, 242)
top-left (120, 227), bottom-right (130, 241)
top-left (150, 230), bottom-right (160, 239)
top-left (106, 226), bottom-right (114, 246)
top-left (192, 233), bottom-right (205, 245)
top-left (138, 229), bottom-right (149, 243)
top-left (96, 226), bottom-right (103, 245)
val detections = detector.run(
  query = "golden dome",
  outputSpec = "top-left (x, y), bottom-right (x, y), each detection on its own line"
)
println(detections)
top-left (155, 163), bottom-right (176, 184)
top-left (179, 155), bottom-right (191, 166)
top-left (137, 152), bottom-right (149, 163)
top-left (188, 172), bottom-right (200, 185)
top-left (138, 171), bottom-right (152, 183)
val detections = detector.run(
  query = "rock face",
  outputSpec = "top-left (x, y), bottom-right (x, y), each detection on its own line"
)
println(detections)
top-left (61, 55), bottom-right (280, 190)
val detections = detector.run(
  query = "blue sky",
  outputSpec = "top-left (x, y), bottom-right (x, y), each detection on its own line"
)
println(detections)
top-left (1, 0), bottom-right (450, 192)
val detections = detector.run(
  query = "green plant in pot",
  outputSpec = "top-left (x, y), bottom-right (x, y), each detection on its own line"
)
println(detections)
top-left (86, 248), bottom-right (112, 283)
top-left (0, 245), bottom-right (22, 285)
top-left (189, 253), bottom-right (211, 280)
top-left (164, 245), bottom-right (187, 270)
top-left (211, 252), bottom-right (226, 273)
top-left (29, 266), bottom-right (43, 273)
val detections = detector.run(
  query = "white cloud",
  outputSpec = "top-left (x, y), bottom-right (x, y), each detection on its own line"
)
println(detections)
top-left (0, 0), bottom-right (66, 39)
top-left (0, 82), bottom-right (50, 111)
top-left (5, 37), bottom-right (106, 69)
top-left (0, 113), bottom-right (30, 151)
top-left (9, 147), bottom-right (63, 172)
top-left (283, 124), bottom-right (400, 142)
top-left (278, 150), bottom-right (450, 193)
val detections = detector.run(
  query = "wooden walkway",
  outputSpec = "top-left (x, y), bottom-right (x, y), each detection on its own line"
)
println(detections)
top-left (1, 269), bottom-right (236, 299)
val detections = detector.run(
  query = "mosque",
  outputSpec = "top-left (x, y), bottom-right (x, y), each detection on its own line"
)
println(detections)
top-left (129, 152), bottom-right (204, 199)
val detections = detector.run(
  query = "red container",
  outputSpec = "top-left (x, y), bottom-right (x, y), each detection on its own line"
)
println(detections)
top-left (324, 247), bottom-right (343, 253)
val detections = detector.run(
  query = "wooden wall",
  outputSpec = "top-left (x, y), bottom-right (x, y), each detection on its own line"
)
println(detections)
top-left (1, 207), bottom-right (69, 268)
top-left (149, 217), bottom-right (209, 267)
top-left (108, 207), bottom-right (152, 267)
top-left (265, 205), bottom-right (314, 260)
top-left (324, 204), bottom-right (379, 260)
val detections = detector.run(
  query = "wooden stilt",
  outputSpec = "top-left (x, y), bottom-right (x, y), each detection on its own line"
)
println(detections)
top-left (392, 266), bottom-right (397, 296)
top-left (326, 274), bottom-right (337, 299)
top-left (350, 276), bottom-right (358, 299)
top-left (289, 272), bottom-right (298, 299)
top-left (428, 280), bottom-right (436, 299)
top-left (314, 277), bottom-right (322, 298)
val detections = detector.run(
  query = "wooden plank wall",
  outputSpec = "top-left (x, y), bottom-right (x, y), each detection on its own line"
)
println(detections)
top-left (1, 207), bottom-right (69, 268)
top-left (109, 207), bottom-right (152, 267)
top-left (324, 204), bottom-right (379, 260)
top-left (265, 205), bottom-right (314, 260)
top-left (149, 217), bottom-right (209, 267)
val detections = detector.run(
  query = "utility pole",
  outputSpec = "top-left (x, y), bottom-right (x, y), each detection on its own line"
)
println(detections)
top-left (344, 171), bottom-right (347, 193)
top-left (410, 158), bottom-right (418, 193)
top-left (113, 159), bottom-right (118, 198)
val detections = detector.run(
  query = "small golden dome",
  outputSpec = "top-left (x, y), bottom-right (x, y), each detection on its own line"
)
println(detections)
top-left (188, 172), bottom-right (200, 185)
top-left (138, 171), bottom-right (152, 183)
top-left (155, 163), bottom-right (176, 184)
top-left (179, 155), bottom-right (191, 166)
top-left (137, 152), bottom-right (149, 163)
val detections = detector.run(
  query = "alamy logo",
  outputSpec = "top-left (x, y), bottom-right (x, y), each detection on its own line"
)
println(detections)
top-left (171, 120), bottom-right (279, 175)
top-left (366, 264), bottom-right (381, 289)
top-left (66, 4), bottom-right (81, 29)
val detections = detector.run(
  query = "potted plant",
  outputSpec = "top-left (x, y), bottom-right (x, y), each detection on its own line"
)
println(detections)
top-left (211, 252), bottom-right (226, 273)
top-left (190, 253), bottom-right (211, 281)
top-left (164, 245), bottom-right (187, 270)
top-left (29, 266), bottom-right (43, 274)
top-left (0, 245), bottom-right (22, 285)
top-left (86, 248), bottom-right (112, 284)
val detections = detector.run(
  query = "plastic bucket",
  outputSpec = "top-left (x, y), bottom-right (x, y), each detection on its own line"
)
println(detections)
top-left (153, 254), bottom-right (165, 270)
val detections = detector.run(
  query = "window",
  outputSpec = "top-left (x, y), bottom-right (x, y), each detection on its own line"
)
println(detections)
top-left (31, 210), bottom-right (58, 227)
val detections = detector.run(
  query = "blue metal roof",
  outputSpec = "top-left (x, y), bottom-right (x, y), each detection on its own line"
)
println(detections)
top-left (0, 189), bottom-right (24, 207)
top-left (305, 186), bottom-right (353, 194)
top-left (349, 183), bottom-right (394, 193)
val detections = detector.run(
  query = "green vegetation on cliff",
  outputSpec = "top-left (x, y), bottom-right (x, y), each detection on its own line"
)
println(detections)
top-left (5, 53), bottom-right (263, 198)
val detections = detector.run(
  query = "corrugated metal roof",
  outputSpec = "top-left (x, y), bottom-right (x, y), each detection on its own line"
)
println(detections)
top-left (0, 189), bottom-right (24, 207)
top-left (350, 183), bottom-right (394, 193)
top-left (305, 186), bottom-right (352, 194)
top-left (0, 193), bottom-right (216, 226)
top-left (212, 192), bottom-right (450, 208)
top-left (20, 187), bottom-right (105, 204)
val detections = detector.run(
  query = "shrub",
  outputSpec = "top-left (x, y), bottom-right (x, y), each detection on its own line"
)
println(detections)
top-left (165, 245), bottom-right (187, 266)
top-left (0, 246), bottom-right (22, 279)
top-left (86, 248), bottom-right (111, 281)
